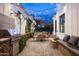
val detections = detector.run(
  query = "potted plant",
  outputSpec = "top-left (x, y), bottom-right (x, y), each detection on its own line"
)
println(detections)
top-left (53, 35), bottom-right (59, 41)
top-left (52, 35), bottom-right (59, 49)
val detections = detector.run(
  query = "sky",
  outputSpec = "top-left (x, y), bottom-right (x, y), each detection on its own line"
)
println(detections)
top-left (21, 3), bottom-right (57, 25)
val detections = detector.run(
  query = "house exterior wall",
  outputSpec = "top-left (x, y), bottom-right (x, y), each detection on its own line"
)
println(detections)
top-left (20, 14), bottom-right (26, 35)
top-left (3, 4), bottom-right (11, 17)
top-left (65, 4), bottom-right (79, 36)
top-left (53, 16), bottom-right (56, 35)
top-left (0, 3), bottom-right (4, 14)
top-left (53, 3), bottom-right (79, 40)
top-left (29, 15), bottom-right (36, 33)
top-left (0, 3), bottom-right (28, 35)
top-left (10, 3), bottom-right (27, 35)
top-left (53, 4), bottom-right (67, 40)
top-left (0, 3), bottom-right (16, 30)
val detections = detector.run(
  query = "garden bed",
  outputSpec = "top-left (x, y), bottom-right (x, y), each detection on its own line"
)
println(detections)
top-left (19, 32), bottom-right (33, 52)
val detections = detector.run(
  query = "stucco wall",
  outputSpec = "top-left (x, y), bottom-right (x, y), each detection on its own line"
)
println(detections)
top-left (53, 19), bottom-right (55, 35)
top-left (65, 4), bottom-right (79, 36)
top-left (0, 3), bottom-right (16, 29)
top-left (0, 3), bottom-right (27, 35)
top-left (53, 3), bottom-right (79, 39)
top-left (0, 3), bottom-right (4, 14)
top-left (55, 4), bottom-right (66, 40)
top-left (20, 15), bottom-right (26, 35)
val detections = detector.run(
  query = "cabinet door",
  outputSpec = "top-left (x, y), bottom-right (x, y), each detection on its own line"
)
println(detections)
top-left (0, 40), bottom-right (11, 56)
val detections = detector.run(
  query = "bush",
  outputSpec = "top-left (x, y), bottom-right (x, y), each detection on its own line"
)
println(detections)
top-left (19, 32), bottom-right (34, 52)
top-left (26, 32), bottom-right (32, 38)
top-left (19, 34), bottom-right (28, 52)
top-left (53, 35), bottom-right (59, 41)
top-left (19, 33), bottom-right (33, 52)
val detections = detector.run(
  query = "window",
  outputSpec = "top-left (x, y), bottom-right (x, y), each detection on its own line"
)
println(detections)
top-left (59, 14), bottom-right (65, 33)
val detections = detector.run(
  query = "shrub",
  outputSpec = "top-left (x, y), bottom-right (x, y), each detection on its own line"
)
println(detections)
top-left (53, 35), bottom-right (59, 41)
top-left (19, 32), bottom-right (33, 52)
top-left (19, 34), bottom-right (28, 52)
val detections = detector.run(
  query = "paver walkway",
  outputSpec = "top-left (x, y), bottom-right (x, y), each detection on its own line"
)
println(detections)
top-left (18, 38), bottom-right (63, 56)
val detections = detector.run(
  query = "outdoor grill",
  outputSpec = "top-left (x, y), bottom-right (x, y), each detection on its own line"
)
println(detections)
top-left (0, 30), bottom-right (20, 56)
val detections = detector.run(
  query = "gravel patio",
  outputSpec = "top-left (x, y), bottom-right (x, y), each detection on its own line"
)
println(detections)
top-left (18, 37), bottom-right (63, 56)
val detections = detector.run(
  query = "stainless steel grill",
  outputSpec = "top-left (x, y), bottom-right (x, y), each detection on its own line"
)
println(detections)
top-left (0, 30), bottom-right (20, 56)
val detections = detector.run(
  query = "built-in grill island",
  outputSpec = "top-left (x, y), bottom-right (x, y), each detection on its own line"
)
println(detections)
top-left (0, 30), bottom-right (20, 56)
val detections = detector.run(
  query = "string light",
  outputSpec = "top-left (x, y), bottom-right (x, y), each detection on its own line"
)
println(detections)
top-left (22, 3), bottom-right (58, 24)
top-left (29, 8), bottom-right (57, 17)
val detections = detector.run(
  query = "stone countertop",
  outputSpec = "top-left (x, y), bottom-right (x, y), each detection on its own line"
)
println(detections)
top-left (0, 38), bottom-right (10, 42)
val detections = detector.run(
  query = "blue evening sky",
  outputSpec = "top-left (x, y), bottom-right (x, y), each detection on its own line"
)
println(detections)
top-left (21, 3), bottom-right (57, 24)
